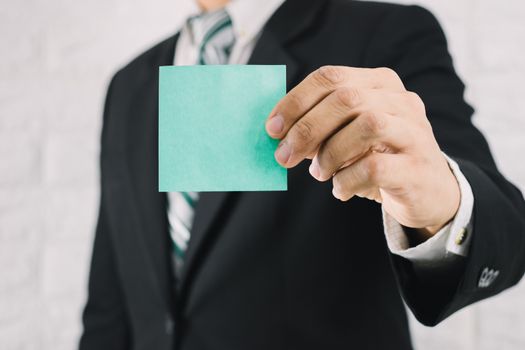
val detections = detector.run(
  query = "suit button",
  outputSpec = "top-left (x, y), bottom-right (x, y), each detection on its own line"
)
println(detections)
top-left (455, 227), bottom-right (468, 245)
top-left (165, 315), bottom-right (174, 335)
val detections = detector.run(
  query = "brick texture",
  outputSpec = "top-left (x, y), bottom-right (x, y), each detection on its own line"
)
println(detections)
top-left (0, 0), bottom-right (524, 349)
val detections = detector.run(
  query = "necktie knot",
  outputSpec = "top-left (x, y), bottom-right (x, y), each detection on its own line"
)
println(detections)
top-left (190, 9), bottom-right (235, 65)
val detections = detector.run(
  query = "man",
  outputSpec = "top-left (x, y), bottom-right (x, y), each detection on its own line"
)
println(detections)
top-left (80, 0), bottom-right (525, 349)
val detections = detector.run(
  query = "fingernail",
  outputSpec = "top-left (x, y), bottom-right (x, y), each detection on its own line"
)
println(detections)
top-left (275, 141), bottom-right (291, 165)
top-left (266, 114), bottom-right (284, 136)
top-left (309, 158), bottom-right (320, 180)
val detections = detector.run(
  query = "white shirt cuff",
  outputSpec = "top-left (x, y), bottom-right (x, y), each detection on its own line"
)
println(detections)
top-left (382, 153), bottom-right (474, 267)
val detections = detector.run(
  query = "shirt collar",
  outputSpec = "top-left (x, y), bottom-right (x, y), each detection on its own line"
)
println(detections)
top-left (183, 0), bottom-right (285, 46)
top-left (226, 0), bottom-right (285, 45)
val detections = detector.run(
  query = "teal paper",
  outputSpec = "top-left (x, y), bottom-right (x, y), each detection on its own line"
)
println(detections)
top-left (159, 65), bottom-right (287, 192)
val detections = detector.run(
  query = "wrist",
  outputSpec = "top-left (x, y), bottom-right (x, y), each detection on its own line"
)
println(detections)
top-left (418, 220), bottom-right (453, 239)
top-left (418, 160), bottom-right (461, 238)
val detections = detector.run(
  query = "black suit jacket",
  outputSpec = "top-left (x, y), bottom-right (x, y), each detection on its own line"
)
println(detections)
top-left (79, 1), bottom-right (525, 349)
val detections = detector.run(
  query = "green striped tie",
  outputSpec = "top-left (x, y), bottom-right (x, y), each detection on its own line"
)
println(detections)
top-left (168, 8), bottom-right (235, 279)
top-left (194, 8), bottom-right (235, 65)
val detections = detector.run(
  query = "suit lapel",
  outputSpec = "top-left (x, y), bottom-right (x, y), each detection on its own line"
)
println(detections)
top-left (177, 0), bottom-right (328, 295)
top-left (121, 34), bottom-right (178, 310)
top-left (249, 30), bottom-right (301, 88)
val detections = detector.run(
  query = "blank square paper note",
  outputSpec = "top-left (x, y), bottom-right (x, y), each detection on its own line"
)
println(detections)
top-left (158, 65), bottom-right (287, 192)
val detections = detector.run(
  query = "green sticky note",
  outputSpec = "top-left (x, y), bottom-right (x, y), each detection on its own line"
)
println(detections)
top-left (159, 65), bottom-right (287, 192)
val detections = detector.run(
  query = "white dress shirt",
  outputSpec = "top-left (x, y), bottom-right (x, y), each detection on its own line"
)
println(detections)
top-left (169, 0), bottom-right (475, 267)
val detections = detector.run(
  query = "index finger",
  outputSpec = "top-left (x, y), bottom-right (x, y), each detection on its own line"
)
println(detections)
top-left (265, 66), bottom-right (405, 139)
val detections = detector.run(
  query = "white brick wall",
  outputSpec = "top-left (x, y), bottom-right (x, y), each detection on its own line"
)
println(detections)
top-left (0, 0), bottom-right (524, 349)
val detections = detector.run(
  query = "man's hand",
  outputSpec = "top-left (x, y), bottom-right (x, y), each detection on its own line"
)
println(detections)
top-left (265, 66), bottom-right (460, 237)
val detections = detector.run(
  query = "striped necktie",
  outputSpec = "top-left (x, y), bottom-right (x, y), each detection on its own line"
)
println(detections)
top-left (168, 8), bottom-right (235, 279)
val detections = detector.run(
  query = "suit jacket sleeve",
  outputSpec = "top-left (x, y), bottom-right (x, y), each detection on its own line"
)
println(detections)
top-left (79, 75), bottom-right (130, 349)
top-left (363, 5), bottom-right (525, 326)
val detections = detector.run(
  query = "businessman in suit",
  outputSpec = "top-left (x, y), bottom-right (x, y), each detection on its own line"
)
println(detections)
top-left (80, 0), bottom-right (525, 349)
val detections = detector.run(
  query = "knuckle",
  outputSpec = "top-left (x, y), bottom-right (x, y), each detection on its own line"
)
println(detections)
top-left (377, 67), bottom-right (396, 79)
top-left (363, 156), bottom-right (383, 182)
top-left (332, 174), bottom-right (348, 197)
top-left (318, 144), bottom-right (339, 176)
top-left (314, 65), bottom-right (344, 88)
top-left (324, 145), bottom-right (339, 165)
top-left (377, 67), bottom-right (403, 86)
top-left (286, 91), bottom-right (306, 113)
top-left (359, 112), bottom-right (385, 136)
top-left (292, 119), bottom-right (315, 146)
top-left (421, 118), bottom-right (434, 132)
top-left (406, 91), bottom-right (426, 114)
top-left (334, 87), bottom-right (361, 109)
